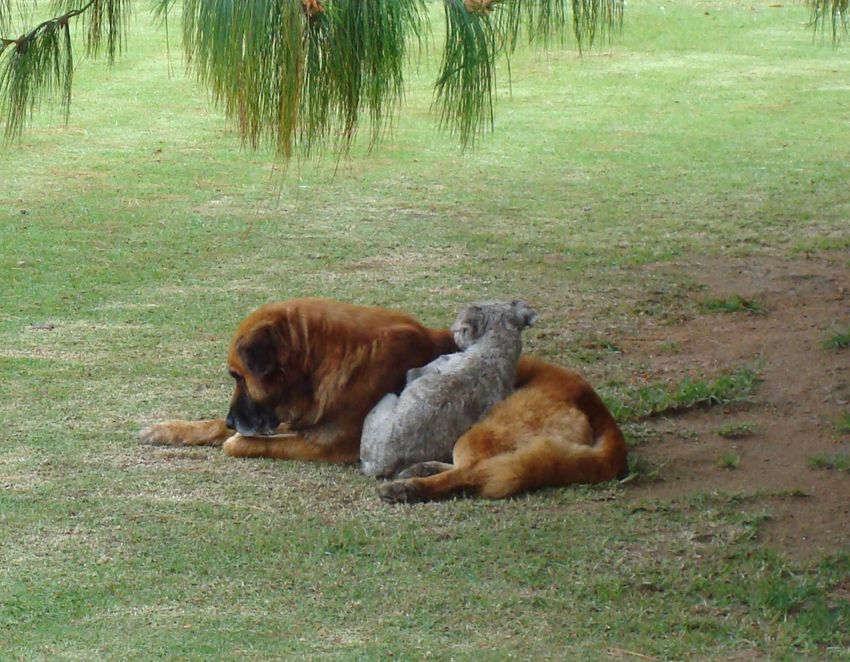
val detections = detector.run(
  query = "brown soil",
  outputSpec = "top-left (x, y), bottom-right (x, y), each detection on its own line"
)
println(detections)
top-left (620, 253), bottom-right (850, 559)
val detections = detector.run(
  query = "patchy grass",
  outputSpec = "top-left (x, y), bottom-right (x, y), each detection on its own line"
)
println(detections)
top-left (837, 413), bottom-right (850, 435)
top-left (624, 454), bottom-right (667, 484)
top-left (608, 366), bottom-right (762, 421)
top-left (823, 330), bottom-right (850, 350)
top-left (808, 454), bottom-right (850, 472)
top-left (657, 339), bottom-right (679, 354)
top-left (717, 421), bottom-right (757, 439)
top-left (716, 451), bottom-right (742, 469)
top-left (2, 1), bottom-right (850, 661)
top-left (701, 295), bottom-right (767, 315)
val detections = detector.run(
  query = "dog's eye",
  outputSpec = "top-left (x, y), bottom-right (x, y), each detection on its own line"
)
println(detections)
top-left (229, 371), bottom-right (243, 382)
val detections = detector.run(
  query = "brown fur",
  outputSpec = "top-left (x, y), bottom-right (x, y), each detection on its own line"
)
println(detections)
top-left (139, 298), bottom-right (458, 463)
top-left (377, 356), bottom-right (629, 503)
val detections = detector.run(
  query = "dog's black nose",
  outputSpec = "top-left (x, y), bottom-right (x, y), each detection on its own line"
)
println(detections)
top-left (225, 412), bottom-right (236, 430)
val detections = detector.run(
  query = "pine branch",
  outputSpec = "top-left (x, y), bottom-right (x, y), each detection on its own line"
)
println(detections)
top-left (76, 0), bottom-right (134, 61)
top-left (0, 2), bottom-right (9, 36)
top-left (178, 0), bottom-right (425, 158)
top-left (0, 0), bottom-right (21, 36)
top-left (1, 0), bottom-right (97, 48)
top-left (807, 0), bottom-right (849, 42)
top-left (0, 0), bottom-right (133, 140)
top-left (0, 1), bottom-right (99, 140)
top-left (0, 0), bottom-right (625, 154)
top-left (0, 0), bottom-right (843, 159)
top-left (433, 0), bottom-right (497, 149)
top-left (435, 0), bottom-right (623, 150)
top-left (571, 0), bottom-right (623, 53)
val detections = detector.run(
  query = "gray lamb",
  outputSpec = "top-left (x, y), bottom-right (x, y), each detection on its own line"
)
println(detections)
top-left (360, 300), bottom-right (537, 478)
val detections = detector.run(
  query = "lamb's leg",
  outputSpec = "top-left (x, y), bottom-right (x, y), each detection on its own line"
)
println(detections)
top-left (359, 393), bottom-right (400, 477)
top-left (378, 465), bottom-right (487, 504)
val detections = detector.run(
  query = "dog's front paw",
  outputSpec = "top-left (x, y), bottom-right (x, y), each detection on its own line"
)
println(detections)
top-left (138, 422), bottom-right (185, 446)
top-left (139, 419), bottom-right (231, 447)
top-left (377, 480), bottom-right (422, 505)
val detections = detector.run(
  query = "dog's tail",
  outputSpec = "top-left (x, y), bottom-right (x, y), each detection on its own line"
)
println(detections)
top-left (478, 414), bottom-right (629, 499)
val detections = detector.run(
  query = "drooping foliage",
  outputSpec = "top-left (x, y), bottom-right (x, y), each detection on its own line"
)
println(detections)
top-left (0, 0), bottom-right (844, 157)
top-left (175, 0), bottom-right (426, 156)
top-left (807, 0), bottom-right (849, 41)
top-left (0, 0), bottom-right (619, 153)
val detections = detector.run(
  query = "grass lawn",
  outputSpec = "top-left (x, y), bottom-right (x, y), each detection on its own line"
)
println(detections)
top-left (1, 1), bottom-right (849, 660)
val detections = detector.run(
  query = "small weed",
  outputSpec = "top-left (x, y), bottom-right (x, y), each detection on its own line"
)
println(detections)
top-left (716, 452), bottom-right (741, 469)
top-left (598, 339), bottom-right (622, 353)
top-left (657, 340), bottom-right (678, 353)
top-left (622, 454), bottom-right (667, 484)
top-left (581, 334), bottom-right (622, 354)
top-left (716, 421), bottom-right (756, 439)
top-left (621, 422), bottom-right (656, 447)
top-left (836, 412), bottom-right (850, 435)
top-left (807, 454), bottom-right (850, 472)
top-left (634, 281), bottom-right (703, 319)
top-left (701, 295), bottom-right (766, 314)
top-left (822, 329), bottom-right (850, 349)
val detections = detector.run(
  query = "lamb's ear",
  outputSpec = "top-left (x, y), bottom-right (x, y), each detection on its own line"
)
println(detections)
top-left (512, 300), bottom-right (539, 328)
top-left (452, 305), bottom-right (485, 345)
top-left (467, 305), bottom-right (486, 333)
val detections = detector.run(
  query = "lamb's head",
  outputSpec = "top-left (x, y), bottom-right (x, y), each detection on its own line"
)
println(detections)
top-left (451, 300), bottom-right (538, 350)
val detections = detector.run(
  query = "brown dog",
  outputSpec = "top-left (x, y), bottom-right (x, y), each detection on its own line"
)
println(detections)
top-left (139, 298), bottom-right (458, 463)
top-left (377, 356), bottom-right (629, 503)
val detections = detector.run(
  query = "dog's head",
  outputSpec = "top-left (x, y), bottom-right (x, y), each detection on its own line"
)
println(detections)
top-left (225, 307), bottom-right (315, 436)
top-left (224, 298), bottom-right (461, 437)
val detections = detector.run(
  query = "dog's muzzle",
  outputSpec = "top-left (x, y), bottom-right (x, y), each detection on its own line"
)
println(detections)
top-left (225, 404), bottom-right (280, 437)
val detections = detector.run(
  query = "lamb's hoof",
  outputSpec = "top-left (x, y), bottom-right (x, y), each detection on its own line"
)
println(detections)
top-left (378, 481), bottom-right (422, 505)
top-left (397, 461), bottom-right (452, 479)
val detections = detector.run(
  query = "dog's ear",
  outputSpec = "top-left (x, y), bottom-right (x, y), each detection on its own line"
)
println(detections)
top-left (511, 300), bottom-right (538, 329)
top-left (236, 324), bottom-right (280, 378)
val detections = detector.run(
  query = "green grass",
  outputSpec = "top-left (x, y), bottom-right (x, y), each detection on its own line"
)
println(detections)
top-left (2, 1), bottom-right (850, 660)
top-left (717, 421), bottom-right (757, 439)
top-left (808, 454), bottom-right (850, 472)
top-left (823, 330), bottom-right (850, 350)
top-left (607, 366), bottom-right (762, 421)
top-left (716, 451), bottom-right (742, 469)
top-left (624, 454), bottom-right (667, 484)
top-left (701, 295), bottom-right (767, 314)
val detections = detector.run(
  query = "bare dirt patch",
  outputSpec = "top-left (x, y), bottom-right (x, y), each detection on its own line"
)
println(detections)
top-left (622, 253), bottom-right (850, 558)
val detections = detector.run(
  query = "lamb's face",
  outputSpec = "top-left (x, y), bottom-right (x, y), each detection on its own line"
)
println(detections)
top-left (450, 300), bottom-right (537, 350)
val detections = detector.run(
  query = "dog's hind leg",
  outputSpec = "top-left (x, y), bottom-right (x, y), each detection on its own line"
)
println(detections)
top-left (139, 419), bottom-right (233, 447)
top-left (396, 461), bottom-right (454, 479)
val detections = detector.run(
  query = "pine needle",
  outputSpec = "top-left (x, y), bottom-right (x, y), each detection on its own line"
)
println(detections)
top-left (3, 0), bottom-right (625, 153)
top-left (433, 0), bottom-right (497, 150)
top-left (1, 0), bottom-right (132, 140)
top-left (807, 0), bottom-right (849, 42)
